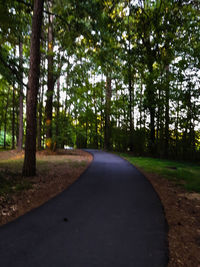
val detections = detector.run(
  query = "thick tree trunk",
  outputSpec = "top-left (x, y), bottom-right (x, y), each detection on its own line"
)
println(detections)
top-left (104, 76), bottom-right (112, 150)
top-left (45, 0), bottom-right (54, 150)
top-left (22, 0), bottom-right (44, 176)
top-left (18, 40), bottom-right (23, 151)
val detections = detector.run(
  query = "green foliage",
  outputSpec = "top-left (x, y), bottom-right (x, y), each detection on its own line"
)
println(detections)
top-left (0, 0), bottom-right (199, 161)
top-left (121, 154), bottom-right (200, 193)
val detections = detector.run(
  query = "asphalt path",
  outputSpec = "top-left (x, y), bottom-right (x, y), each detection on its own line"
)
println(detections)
top-left (0, 150), bottom-right (168, 267)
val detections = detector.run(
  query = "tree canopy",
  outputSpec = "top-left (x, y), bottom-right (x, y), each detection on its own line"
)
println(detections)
top-left (0, 0), bottom-right (199, 175)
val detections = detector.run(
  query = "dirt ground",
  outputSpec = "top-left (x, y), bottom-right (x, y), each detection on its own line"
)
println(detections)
top-left (0, 150), bottom-right (200, 266)
top-left (0, 149), bottom-right (92, 226)
top-left (139, 169), bottom-right (200, 267)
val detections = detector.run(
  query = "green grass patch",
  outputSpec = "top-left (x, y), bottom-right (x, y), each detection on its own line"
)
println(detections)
top-left (0, 147), bottom-right (12, 151)
top-left (120, 153), bottom-right (200, 193)
top-left (0, 158), bottom-right (24, 173)
top-left (0, 171), bottom-right (32, 196)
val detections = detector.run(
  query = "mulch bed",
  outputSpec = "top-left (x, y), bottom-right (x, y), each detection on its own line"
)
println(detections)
top-left (139, 169), bottom-right (200, 267)
top-left (0, 149), bottom-right (92, 226)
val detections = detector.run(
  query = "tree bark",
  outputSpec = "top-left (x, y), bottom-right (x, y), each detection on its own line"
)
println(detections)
top-left (18, 40), bottom-right (23, 151)
top-left (55, 76), bottom-right (60, 150)
top-left (128, 0), bottom-right (134, 152)
top-left (37, 76), bottom-right (44, 151)
top-left (128, 70), bottom-right (134, 151)
top-left (104, 76), bottom-right (112, 150)
top-left (45, 0), bottom-right (54, 150)
top-left (93, 85), bottom-right (98, 149)
top-left (4, 95), bottom-right (9, 149)
top-left (22, 0), bottom-right (44, 176)
top-left (164, 64), bottom-right (170, 158)
top-left (146, 60), bottom-right (156, 155)
top-left (12, 83), bottom-right (15, 149)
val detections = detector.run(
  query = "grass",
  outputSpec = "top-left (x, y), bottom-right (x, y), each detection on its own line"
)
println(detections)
top-left (0, 157), bottom-right (32, 195)
top-left (0, 171), bottom-right (32, 196)
top-left (0, 147), bottom-right (12, 151)
top-left (120, 153), bottom-right (200, 193)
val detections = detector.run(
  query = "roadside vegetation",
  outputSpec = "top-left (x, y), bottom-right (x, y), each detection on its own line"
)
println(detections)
top-left (120, 153), bottom-right (200, 193)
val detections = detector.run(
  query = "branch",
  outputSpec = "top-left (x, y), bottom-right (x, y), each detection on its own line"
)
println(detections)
top-left (0, 52), bottom-right (27, 88)
top-left (15, 0), bottom-right (70, 31)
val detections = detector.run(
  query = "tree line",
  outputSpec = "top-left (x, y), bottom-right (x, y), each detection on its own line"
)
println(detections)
top-left (0, 0), bottom-right (199, 176)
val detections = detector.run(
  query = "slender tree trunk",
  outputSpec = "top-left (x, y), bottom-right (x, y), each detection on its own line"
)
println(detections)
top-left (37, 77), bottom-right (44, 150)
top-left (84, 86), bottom-right (89, 148)
top-left (164, 65), bottom-right (170, 158)
top-left (139, 78), bottom-right (143, 130)
top-left (100, 78), bottom-right (104, 148)
top-left (16, 107), bottom-right (19, 144)
top-left (18, 40), bottom-right (24, 151)
top-left (128, 77), bottom-right (134, 151)
top-left (22, 0), bottom-right (44, 176)
top-left (156, 88), bottom-right (161, 143)
top-left (94, 89), bottom-right (98, 149)
top-left (45, 0), bottom-right (54, 150)
top-left (146, 61), bottom-right (156, 155)
top-left (12, 83), bottom-right (15, 149)
top-left (175, 85), bottom-right (180, 158)
top-left (4, 95), bottom-right (9, 149)
top-left (186, 85), bottom-right (194, 158)
top-left (104, 76), bottom-right (112, 150)
top-left (55, 76), bottom-right (60, 150)
top-left (128, 0), bottom-right (134, 151)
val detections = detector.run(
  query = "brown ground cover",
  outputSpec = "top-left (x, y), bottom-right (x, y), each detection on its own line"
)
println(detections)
top-left (139, 169), bottom-right (200, 267)
top-left (0, 149), bottom-right (92, 226)
top-left (0, 150), bottom-right (200, 266)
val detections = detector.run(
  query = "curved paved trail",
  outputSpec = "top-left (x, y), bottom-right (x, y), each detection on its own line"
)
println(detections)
top-left (0, 150), bottom-right (168, 266)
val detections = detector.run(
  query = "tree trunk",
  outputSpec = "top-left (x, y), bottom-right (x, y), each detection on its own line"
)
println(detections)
top-left (147, 61), bottom-right (156, 155)
top-left (175, 87), bottom-right (180, 158)
top-left (45, 0), bottom-right (54, 150)
top-left (37, 76), bottom-right (44, 151)
top-left (104, 76), bottom-right (112, 150)
top-left (18, 40), bottom-right (24, 151)
top-left (4, 95), bottom-right (9, 149)
top-left (55, 76), bottom-right (60, 150)
top-left (164, 65), bottom-right (170, 158)
top-left (128, 74), bottom-right (134, 151)
top-left (22, 0), bottom-right (44, 176)
top-left (128, 1), bottom-right (134, 151)
top-left (12, 83), bottom-right (15, 149)
top-left (139, 77), bottom-right (143, 130)
top-left (100, 77), bottom-right (104, 148)
top-left (93, 87), bottom-right (98, 149)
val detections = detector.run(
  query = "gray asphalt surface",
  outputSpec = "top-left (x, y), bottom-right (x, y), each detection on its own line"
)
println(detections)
top-left (0, 150), bottom-right (168, 267)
